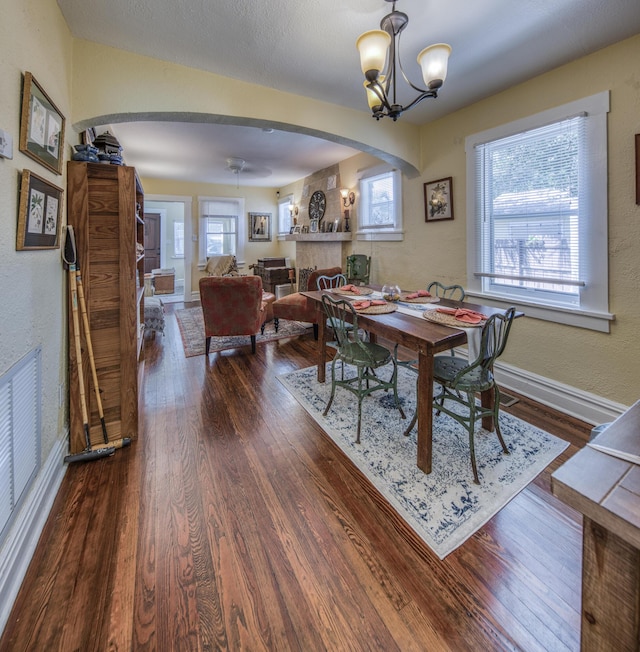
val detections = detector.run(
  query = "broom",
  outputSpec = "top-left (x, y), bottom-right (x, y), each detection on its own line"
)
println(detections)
top-left (62, 226), bottom-right (115, 463)
top-left (73, 238), bottom-right (131, 451)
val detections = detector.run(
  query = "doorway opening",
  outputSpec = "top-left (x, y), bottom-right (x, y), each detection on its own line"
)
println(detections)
top-left (145, 196), bottom-right (192, 303)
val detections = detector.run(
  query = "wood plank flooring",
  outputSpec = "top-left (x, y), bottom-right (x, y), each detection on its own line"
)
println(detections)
top-left (0, 302), bottom-right (591, 651)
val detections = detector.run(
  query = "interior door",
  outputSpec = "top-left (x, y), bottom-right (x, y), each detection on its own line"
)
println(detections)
top-left (144, 212), bottom-right (161, 273)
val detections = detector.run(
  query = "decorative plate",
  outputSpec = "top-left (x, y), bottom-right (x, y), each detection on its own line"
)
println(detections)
top-left (329, 286), bottom-right (374, 296)
top-left (422, 310), bottom-right (485, 328)
top-left (399, 293), bottom-right (440, 304)
top-left (354, 303), bottom-right (397, 315)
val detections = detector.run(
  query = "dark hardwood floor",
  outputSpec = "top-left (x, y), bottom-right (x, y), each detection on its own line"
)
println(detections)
top-left (0, 302), bottom-right (591, 651)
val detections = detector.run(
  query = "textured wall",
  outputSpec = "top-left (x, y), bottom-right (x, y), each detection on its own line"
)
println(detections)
top-left (0, 0), bottom-right (74, 461)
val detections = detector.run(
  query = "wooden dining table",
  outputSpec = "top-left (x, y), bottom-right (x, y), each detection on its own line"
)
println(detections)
top-left (301, 289), bottom-right (512, 474)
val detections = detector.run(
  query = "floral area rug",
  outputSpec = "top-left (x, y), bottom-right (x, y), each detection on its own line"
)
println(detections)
top-left (277, 364), bottom-right (568, 559)
top-left (175, 307), bottom-right (312, 357)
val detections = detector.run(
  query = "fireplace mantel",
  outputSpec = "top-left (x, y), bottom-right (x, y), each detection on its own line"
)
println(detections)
top-left (285, 232), bottom-right (352, 272)
top-left (285, 232), bottom-right (352, 242)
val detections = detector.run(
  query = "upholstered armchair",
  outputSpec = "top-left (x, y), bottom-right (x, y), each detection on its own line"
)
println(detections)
top-left (199, 275), bottom-right (265, 354)
top-left (272, 266), bottom-right (342, 339)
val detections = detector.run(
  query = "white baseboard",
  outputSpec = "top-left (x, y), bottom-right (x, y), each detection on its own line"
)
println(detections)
top-left (0, 437), bottom-right (67, 636)
top-left (456, 348), bottom-right (629, 426)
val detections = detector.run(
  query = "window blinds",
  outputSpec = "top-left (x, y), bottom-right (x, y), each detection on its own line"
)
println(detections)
top-left (474, 115), bottom-right (586, 298)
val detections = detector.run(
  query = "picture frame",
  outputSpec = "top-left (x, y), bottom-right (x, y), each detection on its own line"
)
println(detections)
top-left (17, 169), bottom-right (63, 250)
top-left (248, 212), bottom-right (271, 241)
top-left (19, 72), bottom-right (66, 175)
top-left (424, 177), bottom-right (454, 222)
top-left (292, 225), bottom-right (302, 234)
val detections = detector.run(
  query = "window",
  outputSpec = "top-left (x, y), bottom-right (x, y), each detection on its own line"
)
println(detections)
top-left (466, 92), bottom-right (613, 332)
top-left (198, 197), bottom-right (244, 265)
top-left (357, 166), bottom-right (403, 241)
top-left (173, 221), bottom-right (184, 258)
top-left (278, 194), bottom-right (293, 236)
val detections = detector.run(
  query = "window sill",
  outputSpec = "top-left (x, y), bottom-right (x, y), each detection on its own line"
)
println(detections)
top-left (466, 291), bottom-right (615, 333)
top-left (355, 230), bottom-right (404, 242)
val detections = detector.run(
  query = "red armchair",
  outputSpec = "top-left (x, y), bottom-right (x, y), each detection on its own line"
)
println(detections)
top-left (199, 275), bottom-right (266, 354)
top-left (272, 267), bottom-right (342, 339)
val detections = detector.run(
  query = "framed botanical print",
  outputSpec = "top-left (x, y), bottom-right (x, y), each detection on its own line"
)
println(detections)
top-left (19, 72), bottom-right (66, 175)
top-left (424, 177), bottom-right (454, 222)
top-left (17, 170), bottom-right (63, 250)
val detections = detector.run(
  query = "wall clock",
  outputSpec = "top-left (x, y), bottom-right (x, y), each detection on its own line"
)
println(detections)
top-left (308, 190), bottom-right (326, 222)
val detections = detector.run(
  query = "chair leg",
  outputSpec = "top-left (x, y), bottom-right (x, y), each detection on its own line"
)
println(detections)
top-left (205, 336), bottom-right (211, 355)
top-left (356, 367), bottom-right (365, 444)
top-left (323, 360), bottom-right (338, 417)
top-left (313, 323), bottom-right (319, 340)
top-left (493, 386), bottom-right (509, 454)
top-left (251, 334), bottom-right (256, 354)
top-left (403, 411), bottom-right (417, 436)
top-left (261, 322), bottom-right (266, 335)
top-left (467, 392), bottom-right (480, 484)
top-left (391, 361), bottom-right (405, 420)
top-left (274, 317), bottom-right (279, 333)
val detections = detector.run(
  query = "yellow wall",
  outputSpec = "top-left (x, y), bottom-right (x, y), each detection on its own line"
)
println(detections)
top-left (70, 40), bottom-right (422, 177)
top-left (281, 36), bottom-right (640, 406)
top-left (141, 178), bottom-right (293, 292)
top-left (409, 35), bottom-right (640, 405)
top-left (0, 0), bottom-right (74, 459)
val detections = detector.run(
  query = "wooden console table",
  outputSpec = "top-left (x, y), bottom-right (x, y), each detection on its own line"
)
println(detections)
top-left (551, 399), bottom-right (640, 651)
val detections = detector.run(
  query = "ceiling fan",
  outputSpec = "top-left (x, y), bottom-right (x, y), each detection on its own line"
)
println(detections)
top-left (225, 157), bottom-right (272, 186)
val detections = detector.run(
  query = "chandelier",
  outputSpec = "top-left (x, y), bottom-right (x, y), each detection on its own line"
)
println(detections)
top-left (356, 0), bottom-right (451, 121)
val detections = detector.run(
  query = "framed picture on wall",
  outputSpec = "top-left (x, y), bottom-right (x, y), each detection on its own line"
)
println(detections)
top-left (19, 72), bottom-right (66, 175)
top-left (248, 212), bottom-right (271, 241)
top-left (17, 169), bottom-right (63, 250)
top-left (424, 177), bottom-right (454, 222)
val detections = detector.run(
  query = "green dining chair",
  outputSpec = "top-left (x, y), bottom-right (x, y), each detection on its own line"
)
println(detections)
top-left (398, 281), bottom-right (468, 373)
top-left (404, 306), bottom-right (517, 484)
top-left (346, 254), bottom-right (371, 286)
top-left (321, 294), bottom-right (405, 443)
top-left (426, 281), bottom-right (466, 301)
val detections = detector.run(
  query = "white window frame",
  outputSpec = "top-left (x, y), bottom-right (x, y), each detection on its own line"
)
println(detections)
top-left (198, 196), bottom-right (245, 268)
top-left (356, 165), bottom-right (403, 241)
top-left (278, 193), bottom-right (294, 237)
top-left (465, 92), bottom-right (613, 332)
top-left (173, 221), bottom-right (184, 258)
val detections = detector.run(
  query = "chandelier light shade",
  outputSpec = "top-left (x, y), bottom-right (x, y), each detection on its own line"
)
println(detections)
top-left (356, 0), bottom-right (451, 121)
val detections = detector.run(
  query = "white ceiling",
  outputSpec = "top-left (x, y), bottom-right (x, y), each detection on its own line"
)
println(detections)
top-left (57, 0), bottom-right (640, 187)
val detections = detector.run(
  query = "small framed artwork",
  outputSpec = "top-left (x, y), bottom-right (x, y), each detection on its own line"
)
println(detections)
top-left (17, 169), bottom-right (63, 250)
top-left (19, 72), bottom-right (66, 175)
top-left (292, 225), bottom-right (302, 234)
top-left (424, 177), bottom-right (454, 222)
top-left (248, 212), bottom-right (271, 241)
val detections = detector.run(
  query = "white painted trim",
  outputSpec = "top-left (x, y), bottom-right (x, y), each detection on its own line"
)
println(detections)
top-left (146, 194), bottom-right (193, 302)
top-left (465, 92), bottom-right (611, 331)
top-left (454, 349), bottom-right (628, 425)
top-left (0, 437), bottom-right (67, 637)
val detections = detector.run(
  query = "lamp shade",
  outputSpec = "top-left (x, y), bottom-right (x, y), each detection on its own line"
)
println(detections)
top-left (356, 30), bottom-right (391, 77)
top-left (363, 76), bottom-right (385, 109)
top-left (417, 43), bottom-right (452, 89)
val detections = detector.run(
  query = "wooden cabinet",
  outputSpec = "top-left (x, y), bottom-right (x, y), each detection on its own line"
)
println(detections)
top-left (66, 161), bottom-right (145, 453)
